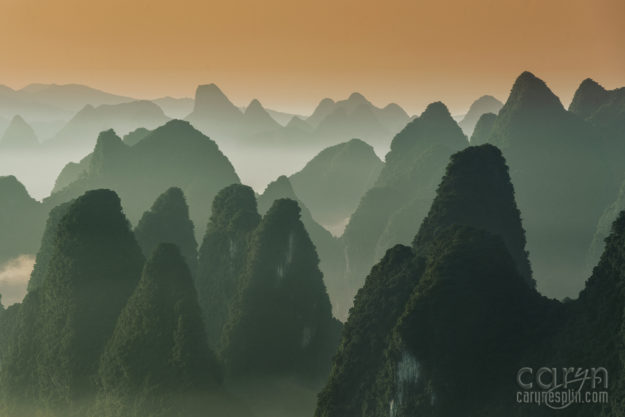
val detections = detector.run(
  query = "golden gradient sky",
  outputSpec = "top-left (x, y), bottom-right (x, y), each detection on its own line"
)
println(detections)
top-left (0, 0), bottom-right (623, 114)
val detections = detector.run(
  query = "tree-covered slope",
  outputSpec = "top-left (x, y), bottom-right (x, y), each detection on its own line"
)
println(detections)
top-left (46, 119), bottom-right (240, 237)
top-left (134, 187), bottom-right (198, 275)
top-left (0, 175), bottom-right (45, 265)
top-left (258, 176), bottom-right (347, 318)
top-left (95, 243), bottom-right (221, 417)
top-left (196, 184), bottom-right (261, 349)
top-left (340, 101), bottom-right (467, 311)
top-left (221, 199), bottom-right (341, 382)
top-left (0, 190), bottom-right (144, 415)
top-left (476, 71), bottom-right (616, 298)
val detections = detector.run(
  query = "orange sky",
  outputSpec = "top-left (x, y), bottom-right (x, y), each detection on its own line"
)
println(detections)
top-left (0, 0), bottom-right (623, 114)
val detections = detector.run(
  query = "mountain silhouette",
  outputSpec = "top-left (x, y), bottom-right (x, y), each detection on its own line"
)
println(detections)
top-left (480, 71), bottom-right (616, 298)
top-left (196, 184), bottom-right (261, 349)
top-left (341, 101), bottom-right (467, 310)
top-left (49, 100), bottom-right (169, 152)
top-left (243, 99), bottom-right (282, 132)
top-left (0, 115), bottom-right (39, 149)
top-left (458, 95), bottom-right (502, 135)
top-left (186, 84), bottom-right (244, 138)
top-left (46, 120), bottom-right (240, 238)
top-left (0, 190), bottom-right (144, 413)
top-left (289, 138), bottom-right (383, 227)
top-left (220, 198), bottom-right (341, 381)
top-left (96, 243), bottom-right (221, 417)
top-left (413, 144), bottom-right (534, 286)
top-left (257, 176), bottom-right (346, 317)
top-left (469, 112), bottom-right (497, 144)
top-left (134, 187), bottom-right (198, 275)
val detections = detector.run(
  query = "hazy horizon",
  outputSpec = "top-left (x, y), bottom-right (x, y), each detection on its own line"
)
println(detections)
top-left (1, 0), bottom-right (623, 115)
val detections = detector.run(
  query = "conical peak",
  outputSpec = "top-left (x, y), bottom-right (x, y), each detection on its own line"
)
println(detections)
top-left (262, 175), bottom-right (297, 200)
top-left (142, 242), bottom-right (192, 287)
top-left (60, 189), bottom-right (126, 234)
top-left (94, 129), bottom-right (122, 148)
top-left (506, 71), bottom-right (564, 111)
top-left (246, 98), bottom-right (264, 111)
top-left (212, 183), bottom-right (258, 217)
top-left (420, 101), bottom-right (454, 121)
top-left (348, 92), bottom-right (367, 103)
top-left (150, 187), bottom-right (188, 213)
top-left (569, 78), bottom-right (610, 117)
top-left (264, 198), bottom-right (301, 223)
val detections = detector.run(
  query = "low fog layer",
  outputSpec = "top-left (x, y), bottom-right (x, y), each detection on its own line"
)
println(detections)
top-left (0, 255), bottom-right (34, 306)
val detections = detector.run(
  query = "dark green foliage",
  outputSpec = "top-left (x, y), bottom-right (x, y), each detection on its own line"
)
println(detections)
top-left (289, 138), bottom-right (383, 225)
top-left (46, 119), bottom-right (240, 238)
top-left (27, 200), bottom-right (73, 292)
top-left (0, 189), bottom-right (144, 413)
top-left (0, 175), bottom-right (45, 265)
top-left (341, 101), bottom-right (467, 310)
top-left (316, 224), bottom-right (557, 417)
top-left (480, 71), bottom-right (616, 298)
top-left (0, 301), bottom-right (19, 363)
top-left (134, 187), bottom-right (198, 275)
top-left (258, 176), bottom-right (347, 318)
top-left (196, 184), bottom-right (261, 349)
top-left (340, 186), bottom-right (405, 308)
top-left (371, 227), bottom-right (538, 417)
top-left (523, 210), bottom-right (625, 417)
top-left (221, 199), bottom-right (341, 381)
top-left (95, 243), bottom-right (221, 417)
top-left (316, 245), bottom-right (424, 417)
top-left (414, 144), bottom-right (534, 286)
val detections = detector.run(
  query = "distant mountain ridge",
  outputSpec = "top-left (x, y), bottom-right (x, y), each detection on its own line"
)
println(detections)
top-left (458, 95), bottom-right (503, 135)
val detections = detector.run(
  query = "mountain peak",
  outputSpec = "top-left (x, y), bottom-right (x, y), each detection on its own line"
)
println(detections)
top-left (190, 84), bottom-right (242, 121)
top-left (319, 97), bottom-right (336, 107)
top-left (421, 101), bottom-right (454, 121)
top-left (263, 175), bottom-right (296, 198)
top-left (244, 98), bottom-right (269, 116)
top-left (348, 92), bottom-right (367, 103)
top-left (458, 95), bottom-right (503, 136)
top-left (243, 98), bottom-right (280, 130)
top-left (246, 98), bottom-right (263, 110)
top-left (569, 78), bottom-right (610, 118)
top-left (195, 83), bottom-right (227, 101)
top-left (0, 114), bottom-right (38, 148)
top-left (506, 71), bottom-right (564, 112)
top-left (414, 144), bottom-right (534, 286)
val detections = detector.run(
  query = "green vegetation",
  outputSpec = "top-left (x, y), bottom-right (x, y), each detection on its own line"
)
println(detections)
top-left (341, 101), bottom-right (467, 311)
top-left (258, 176), bottom-right (346, 318)
top-left (134, 187), bottom-right (198, 275)
top-left (0, 190), bottom-right (145, 415)
top-left (27, 200), bottom-right (72, 292)
top-left (95, 243), bottom-right (221, 417)
top-left (196, 184), bottom-right (261, 349)
top-left (46, 119), bottom-right (240, 238)
top-left (221, 199), bottom-right (341, 381)
top-left (413, 144), bottom-right (533, 286)
top-left (475, 72), bottom-right (617, 298)
top-left (0, 175), bottom-right (45, 265)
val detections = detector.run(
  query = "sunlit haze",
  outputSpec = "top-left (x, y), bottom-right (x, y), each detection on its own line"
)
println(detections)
top-left (0, 0), bottom-right (623, 114)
